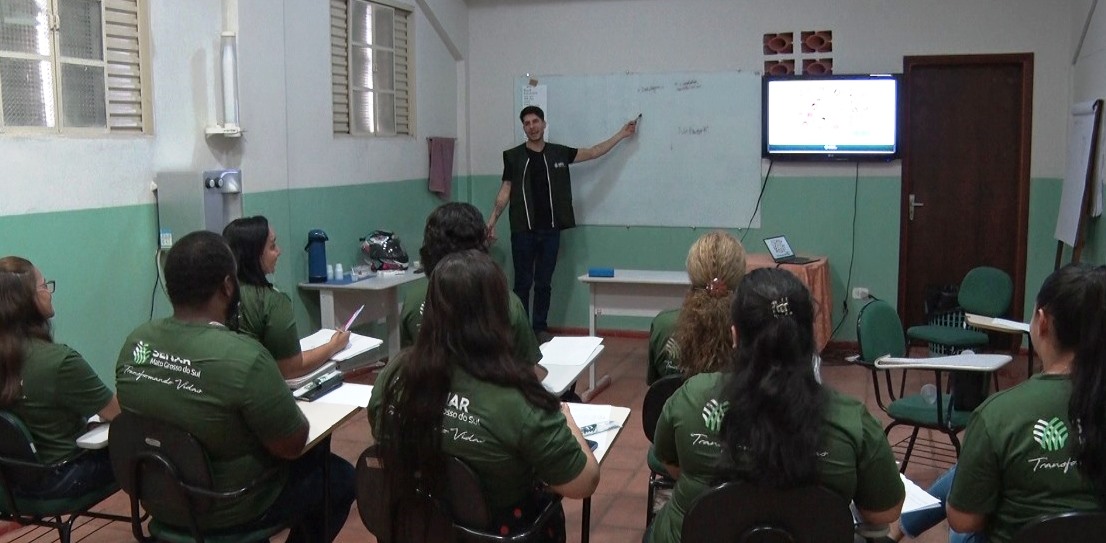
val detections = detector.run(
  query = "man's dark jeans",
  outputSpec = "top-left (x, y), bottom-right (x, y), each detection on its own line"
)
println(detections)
top-left (511, 229), bottom-right (561, 332)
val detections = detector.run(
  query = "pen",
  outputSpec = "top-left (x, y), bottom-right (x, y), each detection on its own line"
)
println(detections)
top-left (580, 420), bottom-right (621, 436)
top-left (342, 304), bottom-right (365, 331)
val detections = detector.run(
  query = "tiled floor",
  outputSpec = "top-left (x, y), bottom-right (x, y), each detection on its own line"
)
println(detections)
top-left (1, 337), bottom-right (1032, 543)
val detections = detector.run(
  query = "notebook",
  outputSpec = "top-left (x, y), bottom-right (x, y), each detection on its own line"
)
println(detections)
top-left (763, 235), bottom-right (817, 265)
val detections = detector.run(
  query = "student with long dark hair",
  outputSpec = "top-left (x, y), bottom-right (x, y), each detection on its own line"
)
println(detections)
top-left (401, 202), bottom-right (541, 368)
top-left (0, 256), bottom-right (120, 497)
top-left (369, 250), bottom-right (598, 541)
top-left (897, 264), bottom-right (1106, 542)
top-left (223, 216), bottom-right (349, 379)
top-left (648, 268), bottom-right (903, 542)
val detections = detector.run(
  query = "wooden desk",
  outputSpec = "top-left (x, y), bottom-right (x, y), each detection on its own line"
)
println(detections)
top-left (577, 255), bottom-right (832, 352)
top-left (568, 403), bottom-right (631, 543)
top-left (299, 270), bottom-right (425, 361)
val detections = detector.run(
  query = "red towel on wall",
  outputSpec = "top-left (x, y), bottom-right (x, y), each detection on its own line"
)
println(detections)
top-left (428, 137), bottom-right (456, 199)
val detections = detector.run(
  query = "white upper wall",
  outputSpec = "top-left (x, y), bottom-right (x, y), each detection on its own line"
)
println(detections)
top-left (0, 0), bottom-right (467, 216)
top-left (1072, 0), bottom-right (1106, 102)
top-left (467, 0), bottom-right (1072, 178)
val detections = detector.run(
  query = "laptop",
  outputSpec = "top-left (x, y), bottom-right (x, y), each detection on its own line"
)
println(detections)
top-left (763, 235), bottom-right (818, 265)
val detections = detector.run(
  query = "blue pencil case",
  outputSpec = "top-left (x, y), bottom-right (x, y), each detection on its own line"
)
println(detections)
top-left (588, 267), bottom-right (615, 277)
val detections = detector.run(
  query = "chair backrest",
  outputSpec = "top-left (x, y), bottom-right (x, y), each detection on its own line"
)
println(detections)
top-left (1011, 510), bottom-right (1106, 543)
top-left (857, 299), bottom-right (907, 363)
top-left (108, 411), bottom-right (215, 520)
top-left (355, 445), bottom-right (455, 543)
top-left (0, 411), bottom-right (44, 489)
top-left (642, 375), bottom-right (684, 442)
top-left (681, 482), bottom-right (855, 543)
top-left (958, 266), bottom-right (1013, 317)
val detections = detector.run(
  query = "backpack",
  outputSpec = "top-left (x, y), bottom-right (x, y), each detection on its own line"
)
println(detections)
top-left (361, 230), bottom-right (410, 271)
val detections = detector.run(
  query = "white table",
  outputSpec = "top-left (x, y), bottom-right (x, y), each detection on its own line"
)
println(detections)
top-left (541, 345), bottom-right (605, 398)
top-left (298, 270), bottom-right (425, 361)
top-left (964, 313), bottom-right (1034, 377)
top-left (567, 402), bottom-right (631, 543)
top-left (874, 353), bottom-right (1012, 372)
top-left (77, 401), bottom-right (362, 453)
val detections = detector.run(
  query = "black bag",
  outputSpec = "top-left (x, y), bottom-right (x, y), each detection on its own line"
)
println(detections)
top-left (361, 230), bottom-right (409, 271)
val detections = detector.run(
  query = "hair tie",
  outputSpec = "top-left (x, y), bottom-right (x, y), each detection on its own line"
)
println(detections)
top-left (770, 298), bottom-right (793, 318)
top-left (704, 277), bottom-right (729, 298)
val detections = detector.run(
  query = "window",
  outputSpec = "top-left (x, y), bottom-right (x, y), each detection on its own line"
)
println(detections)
top-left (0, 0), bottom-right (149, 134)
top-left (331, 0), bottom-right (412, 136)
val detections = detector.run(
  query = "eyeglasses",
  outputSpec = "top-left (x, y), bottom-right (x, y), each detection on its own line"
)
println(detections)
top-left (38, 280), bottom-right (55, 293)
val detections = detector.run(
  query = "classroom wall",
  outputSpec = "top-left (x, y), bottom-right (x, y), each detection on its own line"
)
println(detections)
top-left (0, 0), bottom-right (467, 381)
top-left (466, 0), bottom-right (1074, 339)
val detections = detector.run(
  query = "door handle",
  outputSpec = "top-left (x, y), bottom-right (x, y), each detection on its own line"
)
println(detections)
top-left (909, 194), bottom-right (925, 221)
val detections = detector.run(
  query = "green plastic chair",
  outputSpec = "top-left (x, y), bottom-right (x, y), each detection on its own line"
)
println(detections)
top-left (855, 299), bottom-right (974, 472)
top-left (108, 411), bottom-right (292, 543)
top-left (906, 266), bottom-right (1014, 351)
top-left (0, 411), bottom-right (127, 543)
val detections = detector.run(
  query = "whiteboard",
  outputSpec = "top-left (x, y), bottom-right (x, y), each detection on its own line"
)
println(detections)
top-left (1055, 100), bottom-right (1103, 245)
top-left (513, 71), bottom-right (762, 228)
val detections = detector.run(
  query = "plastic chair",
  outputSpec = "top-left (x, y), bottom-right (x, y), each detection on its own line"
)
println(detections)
top-left (906, 266), bottom-right (1013, 353)
top-left (1011, 510), bottom-right (1106, 543)
top-left (356, 444), bottom-right (563, 543)
top-left (641, 374), bottom-right (684, 526)
top-left (0, 411), bottom-right (127, 543)
top-left (108, 411), bottom-right (290, 543)
top-left (856, 299), bottom-right (981, 472)
top-left (681, 482), bottom-right (856, 543)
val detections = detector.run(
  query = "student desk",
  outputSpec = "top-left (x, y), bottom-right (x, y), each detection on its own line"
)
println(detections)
top-left (964, 313), bottom-right (1034, 377)
top-left (542, 345), bottom-right (605, 397)
top-left (298, 270), bottom-right (425, 361)
top-left (569, 402), bottom-right (631, 543)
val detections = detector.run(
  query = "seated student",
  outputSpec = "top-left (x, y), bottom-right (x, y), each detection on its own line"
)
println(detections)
top-left (114, 231), bottom-right (355, 541)
top-left (0, 256), bottom-right (120, 498)
top-left (895, 264), bottom-right (1106, 543)
top-left (223, 216), bottom-right (350, 379)
top-left (370, 250), bottom-right (599, 542)
top-left (647, 231), bottom-right (746, 386)
top-left (648, 268), bottom-right (904, 543)
top-left (401, 202), bottom-right (541, 367)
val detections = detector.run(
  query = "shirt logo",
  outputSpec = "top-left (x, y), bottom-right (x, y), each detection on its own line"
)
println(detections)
top-left (553, 162), bottom-right (567, 168)
top-left (132, 341), bottom-right (151, 365)
top-left (662, 337), bottom-right (680, 370)
top-left (1033, 417), bottom-right (1070, 452)
top-left (702, 399), bottom-right (729, 433)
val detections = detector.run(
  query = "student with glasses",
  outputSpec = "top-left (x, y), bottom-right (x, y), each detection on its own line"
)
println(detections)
top-left (0, 256), bottom-right (120, 498)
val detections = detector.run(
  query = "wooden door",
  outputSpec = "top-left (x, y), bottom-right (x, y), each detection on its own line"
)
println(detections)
top-left (898, 54), bottom-right (1032, 329)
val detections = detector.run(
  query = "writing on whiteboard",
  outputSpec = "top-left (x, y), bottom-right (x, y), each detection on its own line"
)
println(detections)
top-left (676, 79), bottom-right (702, 91)
top-left (680, 126), bottom-right (710, 136)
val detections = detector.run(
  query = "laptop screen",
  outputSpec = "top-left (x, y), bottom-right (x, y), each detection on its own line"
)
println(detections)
top-left (764, 236), bottom-right (795, 260)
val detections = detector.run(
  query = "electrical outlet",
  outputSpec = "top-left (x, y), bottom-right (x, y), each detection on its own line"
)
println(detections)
top-left (851, 287), bottom-right (870, 300)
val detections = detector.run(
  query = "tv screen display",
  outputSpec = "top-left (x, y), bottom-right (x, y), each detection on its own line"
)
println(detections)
top-left (762, 74), bottom-right (900, 161)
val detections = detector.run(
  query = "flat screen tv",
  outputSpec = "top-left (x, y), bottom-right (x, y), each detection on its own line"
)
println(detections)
top-left (762, 74), bottom-right (901, 161)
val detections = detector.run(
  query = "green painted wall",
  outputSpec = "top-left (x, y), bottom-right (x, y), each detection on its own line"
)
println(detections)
top-left (472, 174), bottom-right (1065, 342)
top-left (0, 174), bottom-right (1069, 386)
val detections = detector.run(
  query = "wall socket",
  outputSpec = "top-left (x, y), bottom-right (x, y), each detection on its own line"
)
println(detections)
top-left (851, 287), bottom-right (870, 300)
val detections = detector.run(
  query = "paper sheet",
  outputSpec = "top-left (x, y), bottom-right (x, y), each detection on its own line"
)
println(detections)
top-left (312, 383), bottom-right (374, 408)
top-left (900, 474), bottom-right (941, 513)
top-left (540, 336), bottom-right (604, 366)
top-left (300, 329), bottom-right (383, 362)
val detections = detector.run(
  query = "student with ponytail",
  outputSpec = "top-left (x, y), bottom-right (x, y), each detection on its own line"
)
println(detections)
top-left (897, 264), bottom-right (1106, 542)
top-left (0, 256), bottom-right (119, 498)
top-left (647, 268), bottom-right (903, 543)
top-left (368, 250), bottom-right (599, 542)
top-left (648, 231), bottom-right (746, 384)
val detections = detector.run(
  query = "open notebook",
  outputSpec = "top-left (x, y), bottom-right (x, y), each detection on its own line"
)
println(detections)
top-left (299, 329), bottom-right (382, 362)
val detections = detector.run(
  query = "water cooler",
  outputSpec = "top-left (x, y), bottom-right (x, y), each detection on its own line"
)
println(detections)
top-left (155, 169), bottom-right (243, 247)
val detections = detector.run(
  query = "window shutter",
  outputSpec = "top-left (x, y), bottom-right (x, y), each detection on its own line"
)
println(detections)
top-left (331, 0), bottom-right (350, 134)
top-left (102, 0), bottom-right (147, 133)
top-left (393, 7), bottom-right (409, 135)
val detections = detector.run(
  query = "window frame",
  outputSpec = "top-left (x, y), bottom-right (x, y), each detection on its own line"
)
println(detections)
top-left (0, 0), bottom-right (151, 136)
top-left (331, 0), bottom-right (413, 137)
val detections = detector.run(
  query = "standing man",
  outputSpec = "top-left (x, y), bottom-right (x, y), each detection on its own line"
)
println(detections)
top-left (487, 106), bottom-right (637, 342)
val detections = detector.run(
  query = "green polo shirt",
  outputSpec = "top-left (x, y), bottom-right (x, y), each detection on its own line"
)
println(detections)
top-left (236, 283), bottom-right (302, 361)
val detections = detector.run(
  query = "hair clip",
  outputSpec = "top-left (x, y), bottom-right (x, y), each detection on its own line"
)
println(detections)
top-left (704, 277), bottom-right (730, 298)
top-left (770, 298), bottom-right (792, 318)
